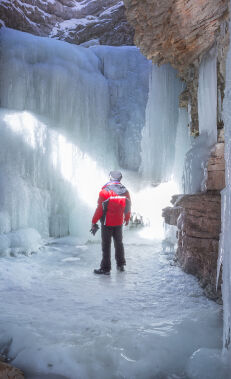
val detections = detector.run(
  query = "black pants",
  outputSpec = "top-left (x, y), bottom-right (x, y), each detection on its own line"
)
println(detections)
top-left (100, 224), bottom-right (126, 271)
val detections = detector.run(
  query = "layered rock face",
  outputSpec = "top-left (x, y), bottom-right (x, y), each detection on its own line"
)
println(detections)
top-left (163, 143), bottom-right (225, 301)
top-left (204, 143), bottom-right (225, 191)
top-left (163, 194), bottom-right (221, 301)
top-left (0, 0), bottom-right (134, 46)
top-left (0, 361), bottom-right (24, 378)
top-left (124, 0), bottom-right (228, 75)
top-left (124, 0), bottom-right (229, 133)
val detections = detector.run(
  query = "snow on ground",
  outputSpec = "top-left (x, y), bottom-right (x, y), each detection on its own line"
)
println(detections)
top-left (0, 228), bottom-right (227, 379)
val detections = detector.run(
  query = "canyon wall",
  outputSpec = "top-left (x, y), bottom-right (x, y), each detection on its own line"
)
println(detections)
top-left (124, 0), bottom-right (229, 133)
top-left (163, 143), bottom-right (225, 301)
top-left (0, 0), bottom-right (134, 46)
top-left (123, 0), bottom-right (229, 300)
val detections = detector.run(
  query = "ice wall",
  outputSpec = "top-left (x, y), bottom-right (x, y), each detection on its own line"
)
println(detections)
top-left (219, 9), bottom-right (231, 355)
top-left (0, 28), bottom-right (110, 163)
top-left (0, 28), bottom-right (151, 244)
top-left (180, 49), bottom-right (218, 194)
top-left (140, 64), bottom-right (183, 183)
top-left (198, 49), bottom-right (218, 146)
top-left (92, 46), bottom-right (151, 171)
top-left (173, 108), bottom-right (191, 192)
top-left (183, 133), bottom-right (211, 194)
top-left (0, 109), bottom-right (109, 243)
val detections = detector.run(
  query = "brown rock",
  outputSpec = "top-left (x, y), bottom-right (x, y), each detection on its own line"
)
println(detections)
top-left (206, 171), bottom-right (225, 191)
top-left (124, 0), bottom-right (229, 76)
top-left (218, 128), bottom-right (225, 143)
top-left (162, 206), bottom-right (181, 226)
top-left (205, 143), bottom-right (225, 191)
top-left (177, 211), bottom-right (220, 239)
top-left (124, 0), bottom-right (229, 133)
top-left (0, 362), bottom-right (24, 379)
top-left (179, 88), bottom-right (189, 108)
top-left (163, 192), bottom-right (221, 301)
top-left (174, 193), bottom-right (221, 216)
top-left (177, 234), bottom-right (221, 301)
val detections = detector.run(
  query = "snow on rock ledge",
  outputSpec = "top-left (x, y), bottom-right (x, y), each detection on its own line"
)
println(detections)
top-left (0, 0), bottom-right (134, 46)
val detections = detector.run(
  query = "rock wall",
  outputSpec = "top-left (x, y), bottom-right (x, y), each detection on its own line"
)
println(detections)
top-left (123, 0), bottom-right (229, 299)
top-left (124, 0), bottom-right (228, 75)
top-left (0, 361), bottom-right (24, 378)
top-left (163, 143), bottom-right (225, 301)
top-left (0, 0), bottom-right (134, 46)
top-left (124, 0), bottom-right (229, 133)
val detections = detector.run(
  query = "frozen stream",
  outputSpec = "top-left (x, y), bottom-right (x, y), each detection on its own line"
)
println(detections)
top-left (0, 229), bottom-right (225, 379)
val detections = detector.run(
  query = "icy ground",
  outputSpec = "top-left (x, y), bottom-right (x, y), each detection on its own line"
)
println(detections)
top-left (0, 230), bottom-right (228, 379)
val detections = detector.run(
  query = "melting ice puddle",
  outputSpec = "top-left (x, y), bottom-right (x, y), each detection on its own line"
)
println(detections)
top-left (0, 236), bottom-right (227, 379)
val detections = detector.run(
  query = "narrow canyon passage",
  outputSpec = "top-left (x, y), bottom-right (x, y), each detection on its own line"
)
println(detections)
top-left (0, 27), bottom-right (230, 378)
top-left (0, 220), bottom-right (224, 379)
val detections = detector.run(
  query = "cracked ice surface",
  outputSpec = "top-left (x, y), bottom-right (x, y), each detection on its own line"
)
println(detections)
top-left (0, 232), bottom-right (226, 379)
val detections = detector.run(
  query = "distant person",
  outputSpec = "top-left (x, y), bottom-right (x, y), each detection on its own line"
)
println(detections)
top-left (91, 171), bottom-right (131, 275)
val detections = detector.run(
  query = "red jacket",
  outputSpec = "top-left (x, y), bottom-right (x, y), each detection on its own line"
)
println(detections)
top-left (92, 181), bottom-right (131, 226)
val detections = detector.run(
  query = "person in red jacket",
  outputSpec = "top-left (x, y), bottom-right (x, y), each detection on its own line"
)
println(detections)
top-left (91, 170), bottom-right (131, 275)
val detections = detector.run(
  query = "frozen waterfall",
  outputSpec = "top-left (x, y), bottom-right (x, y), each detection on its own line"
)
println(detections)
top-left (0, 28), bottom-right (150, 248)
top-left (182, 50), bottom-right (218, 194)
top-left (0, 25), bottom-right (227, 379)
top-left (140, 64), bottom-right (182, 183)
top-left (219, 4), bottom-right (231, 361)
top-left (139, 53), bottom-right (217, 193)
top-left (92, 46), bottom-right (151, 171)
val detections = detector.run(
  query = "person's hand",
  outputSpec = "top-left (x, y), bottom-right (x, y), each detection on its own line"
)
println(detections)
top-left (90, 224), bottom-right (99, 235)
top-left (124, 220), bottom-right (129, 226)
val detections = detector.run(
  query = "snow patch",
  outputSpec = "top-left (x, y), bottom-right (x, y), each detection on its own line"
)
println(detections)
top-left (50, 16), bottom-right (98, 39)
top-left (99, 1), bottom-right (124, 17)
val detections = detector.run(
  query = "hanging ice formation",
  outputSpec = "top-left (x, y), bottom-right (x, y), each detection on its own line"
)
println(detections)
top-left (219, 4), bottom-right (231, 356)
top-left (198, 49), bottom-right (218, 146)
top-left (0, 25), bottom-right (219, 253)
top-left (183, 50), bottom-right (218, 194)
top-left (172, 108), bottom-right (191, 192)
top-left (139, 51), bottom-right (217, 193)
top-left (194, 50), bottom-right (218, 193)
top-left (0, 28), bottom-right (150, 248)
top-left (92, 46), bottom-right (151, 171)
top-left (140, 64), bottom-right (183, 183)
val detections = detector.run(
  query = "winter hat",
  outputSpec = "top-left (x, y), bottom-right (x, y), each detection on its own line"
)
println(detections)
top-left (109, 170), bottom-right (122, 181)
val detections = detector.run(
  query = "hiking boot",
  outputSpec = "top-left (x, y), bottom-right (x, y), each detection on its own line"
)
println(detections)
top-left (117, 265), bottom-right (125, 272)
top-left (94, 268), bottom-right (110, 275)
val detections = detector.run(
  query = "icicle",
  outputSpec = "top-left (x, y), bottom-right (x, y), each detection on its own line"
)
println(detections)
top-left (198, 48), bottom-right (218, 146)
top-left (173, 108), bottom-right (191, 191)
top-left (140, 64), bottom-right (182, 183)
